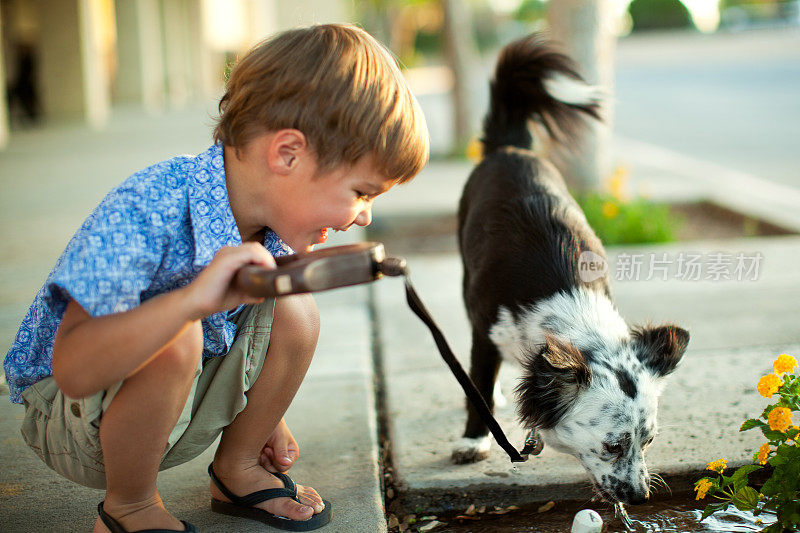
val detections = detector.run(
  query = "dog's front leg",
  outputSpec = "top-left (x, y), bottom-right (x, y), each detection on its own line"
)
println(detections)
top-left (451, 330), bottom-right (501, 464)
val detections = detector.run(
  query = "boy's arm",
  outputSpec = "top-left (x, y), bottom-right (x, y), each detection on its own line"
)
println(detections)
top-left (52, 243), bottom-right (275, 399)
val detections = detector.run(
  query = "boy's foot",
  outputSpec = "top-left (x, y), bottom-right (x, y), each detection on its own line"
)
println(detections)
top-left (93, 496), bottom-right (185, 533)
top-left (209, 462), bottom-right (325, 521)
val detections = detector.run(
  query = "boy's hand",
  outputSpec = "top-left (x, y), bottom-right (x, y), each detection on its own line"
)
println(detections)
top-left (260, 418), bottom-right (299, 473)
top-left (184, 243), bottom-right (276, 320)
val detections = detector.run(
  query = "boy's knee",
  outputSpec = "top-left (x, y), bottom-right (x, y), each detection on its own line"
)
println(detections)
top-left (273, 295), bottom-right (320, 356)
top-left (155, 320), bottom-right (203, 374)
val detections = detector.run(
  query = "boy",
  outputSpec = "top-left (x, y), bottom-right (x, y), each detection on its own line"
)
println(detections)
top-left (4, 24), bottom-right (428, 532)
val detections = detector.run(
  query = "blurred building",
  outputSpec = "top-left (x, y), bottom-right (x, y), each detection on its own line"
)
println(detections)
top-left (0, 0), bottom-right (351, 148)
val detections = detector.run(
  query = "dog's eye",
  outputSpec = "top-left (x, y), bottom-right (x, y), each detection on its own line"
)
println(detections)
top-left (643, 436), bottom-right (654, 448)
top-left (603, 442), bottom-right (623, 456)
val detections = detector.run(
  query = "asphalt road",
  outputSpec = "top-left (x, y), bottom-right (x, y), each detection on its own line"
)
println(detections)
top-left (416, 27), bottom-right (800, 195)
top-left (615, 28), bottom-right (800, 190)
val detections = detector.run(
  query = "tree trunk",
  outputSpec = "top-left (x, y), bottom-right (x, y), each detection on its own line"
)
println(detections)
top-left (547, 0), bottom-right (616, 191)
top-left (441, 0), bottom-right (476, 155)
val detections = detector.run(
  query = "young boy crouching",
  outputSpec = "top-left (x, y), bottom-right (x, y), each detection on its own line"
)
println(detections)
top-left (3, 24), bottom-right (428, 532)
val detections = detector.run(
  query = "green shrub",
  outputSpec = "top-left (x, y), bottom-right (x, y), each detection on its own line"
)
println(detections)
top-left (576, 192), bottom-right (682, 245)
top-left (628, 0), bottom-right (693, 31)
top-left (513, 0), bottom-right (547, 22)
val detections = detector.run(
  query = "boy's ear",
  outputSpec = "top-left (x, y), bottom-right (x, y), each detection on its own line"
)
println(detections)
top-left (268, 129), bottom-right (308, 174)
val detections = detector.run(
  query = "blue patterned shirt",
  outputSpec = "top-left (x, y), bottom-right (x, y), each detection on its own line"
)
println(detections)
top-left (4, 144), bottom-right (292, 403)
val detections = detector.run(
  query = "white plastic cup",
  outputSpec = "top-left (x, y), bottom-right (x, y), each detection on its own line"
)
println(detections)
top-left (571, 509), bottom-right (603, 533)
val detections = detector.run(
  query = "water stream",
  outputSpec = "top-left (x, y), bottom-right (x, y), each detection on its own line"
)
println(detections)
top-left (435, 496), bottom-right (776, 532)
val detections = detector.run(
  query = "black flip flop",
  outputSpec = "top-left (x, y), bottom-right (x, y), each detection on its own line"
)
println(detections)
top-left (208, 463), bottom-right (333, 531)
top-left (97, 501), bottom-right (197, 533)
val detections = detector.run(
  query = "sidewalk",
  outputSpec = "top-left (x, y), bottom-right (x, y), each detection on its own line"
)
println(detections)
top-left (372, 138), bottom-right (800, 513)
top-left (0, 107), bottom-right (385, 532)
top-left (2, 101), bottom-right (800, 531)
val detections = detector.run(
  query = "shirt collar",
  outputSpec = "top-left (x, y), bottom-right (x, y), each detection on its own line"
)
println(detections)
top-left (188, 144), bottom-right (293, 268)
top-left (188, 144), bottom-right (242, 268)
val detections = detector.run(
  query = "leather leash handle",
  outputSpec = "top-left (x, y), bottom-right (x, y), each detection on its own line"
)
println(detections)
top-left (400, 276), bottom-right (529, 463)
top-left (234, 243), bottom-right (384, 298)
top-left (235, 263), bottom-right (305, 298)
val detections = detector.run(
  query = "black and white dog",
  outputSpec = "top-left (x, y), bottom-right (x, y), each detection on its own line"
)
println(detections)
top-left (451, 34), bottom-right (689, 506)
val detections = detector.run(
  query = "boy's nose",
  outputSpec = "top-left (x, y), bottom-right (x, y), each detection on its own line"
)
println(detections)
top-left (355, 206), bottom-right (372, 227)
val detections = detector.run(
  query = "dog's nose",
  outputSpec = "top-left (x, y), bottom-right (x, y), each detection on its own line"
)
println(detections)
top-left (626, 491), bottom-right (650, 505)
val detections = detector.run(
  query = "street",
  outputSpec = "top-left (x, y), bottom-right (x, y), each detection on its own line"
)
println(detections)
top-left (615, 27), bottom-right (800, 190)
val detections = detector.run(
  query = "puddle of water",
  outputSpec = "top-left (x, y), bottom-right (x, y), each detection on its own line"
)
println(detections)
top-left (433, 496), bottom-right (776, 532)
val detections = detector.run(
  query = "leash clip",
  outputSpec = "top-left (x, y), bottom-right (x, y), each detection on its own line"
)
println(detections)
top-left (518, 428), bottom-right (545, 459)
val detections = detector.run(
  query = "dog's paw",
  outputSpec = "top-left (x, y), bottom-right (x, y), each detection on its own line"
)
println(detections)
top-left (451, 436), bottom-right (492, 464)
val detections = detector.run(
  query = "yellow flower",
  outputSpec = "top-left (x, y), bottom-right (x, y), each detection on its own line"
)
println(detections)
top-left (695, 478), bottom-right (712, 500)
top-left (773, 354), bottom-right (797, 375)
top-left (757, 374), bottom-right (782, 397)
top-left (465, 138), bottom-right (483, 163)
top-left (601, 201), bottom-right (620, 219)
top-left (606, 165), bottom-right (631, 202)
top-left (756, 442), bottom-right (770, 465)
top-left (767, 407), bottom-right (792, 432)
top-left (706, 458), bottom-right (728, 474)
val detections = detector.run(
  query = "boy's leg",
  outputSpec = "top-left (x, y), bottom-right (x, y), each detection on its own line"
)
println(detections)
top-left (211, 294), bottom-right (324, 521)
top-left (95, 321), bottom-right (203, 533)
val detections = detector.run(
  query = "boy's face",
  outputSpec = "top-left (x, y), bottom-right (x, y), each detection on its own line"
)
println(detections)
top-left (274, 155), bottom-right (397, 252)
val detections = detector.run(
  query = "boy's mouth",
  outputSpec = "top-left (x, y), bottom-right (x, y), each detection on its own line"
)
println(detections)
top-left (316, 226), bottom-right (351, 245)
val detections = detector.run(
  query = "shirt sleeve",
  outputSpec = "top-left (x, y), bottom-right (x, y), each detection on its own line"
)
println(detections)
top-left (43, 189), bottom-right (167, 319)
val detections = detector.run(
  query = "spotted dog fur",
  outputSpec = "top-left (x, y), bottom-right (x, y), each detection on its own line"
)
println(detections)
top-left (452, 34), bottom-right (689, 505)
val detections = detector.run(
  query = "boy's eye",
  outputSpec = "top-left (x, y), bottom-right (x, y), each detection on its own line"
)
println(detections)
top-left (355, 191), bottom-right (370, 200)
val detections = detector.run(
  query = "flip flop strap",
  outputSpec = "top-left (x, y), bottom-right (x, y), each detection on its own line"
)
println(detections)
top-left (207, 464), bottom-right (299, 506)
top-left (97, 502), bottom-right (196, 533)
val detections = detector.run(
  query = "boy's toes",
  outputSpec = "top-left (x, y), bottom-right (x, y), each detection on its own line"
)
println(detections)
top-left (296, 485), bottom-right (324, 513)
top-left (270, 498), bottom-right (315, 521)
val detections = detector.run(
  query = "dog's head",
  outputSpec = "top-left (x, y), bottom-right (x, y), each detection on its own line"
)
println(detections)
top-left (515, 325), bottom-right (689, 504)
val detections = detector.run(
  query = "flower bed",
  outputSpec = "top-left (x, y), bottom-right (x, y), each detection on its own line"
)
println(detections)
top-left (696, 353), bottom-right (800, 532)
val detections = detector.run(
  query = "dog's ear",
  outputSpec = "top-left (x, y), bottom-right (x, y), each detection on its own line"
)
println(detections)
top-left (515, 335), bottom-right (591, 429)
top-left (631, 325), bottom-right (689, 377)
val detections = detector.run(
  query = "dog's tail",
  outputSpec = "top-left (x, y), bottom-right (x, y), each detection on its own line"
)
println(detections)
top-left (481, 34), bottom-right (602, 156)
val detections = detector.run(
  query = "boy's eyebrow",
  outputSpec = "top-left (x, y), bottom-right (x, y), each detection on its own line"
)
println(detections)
top-left (365, 177), bottom-right (398, 195)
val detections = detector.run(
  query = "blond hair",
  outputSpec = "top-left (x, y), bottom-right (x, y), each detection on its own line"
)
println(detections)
top-left (214, 24), bottom-right (429, 183)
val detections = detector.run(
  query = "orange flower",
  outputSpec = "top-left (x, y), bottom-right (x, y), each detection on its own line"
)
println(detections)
top-left (768, 407), bottom-right (792, 432)
top-left (756, 443), bottom-right (770, 465)
top-left (695, 478), bottom-right (712, 500)
top-left (773, 354), bottom-right (797, 375)
top-left (757, 374), bottom-right (782, 397)
top-left (706, 458), bottom-right (727, 474)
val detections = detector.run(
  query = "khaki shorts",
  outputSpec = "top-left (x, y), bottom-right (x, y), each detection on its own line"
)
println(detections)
top-left (19, 300), bottom-right (275, 489)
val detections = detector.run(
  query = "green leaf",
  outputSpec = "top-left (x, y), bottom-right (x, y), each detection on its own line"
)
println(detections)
top-left (700, 502), bottom-right (729, 521)
top-left (740, 418), bottom-right (767, 432)
top-left (762, 428), bottom-right (786, 441)
top-left (775, 443), bottom-right (798, 459)
top-left (769, 455), bottom-right (788, 466)
top-left (730, 464), bottom-right (761, 481)
top-left (729, 465), bottom-right (762, 491)
top-left (733, 486), bottom-right (760, 511)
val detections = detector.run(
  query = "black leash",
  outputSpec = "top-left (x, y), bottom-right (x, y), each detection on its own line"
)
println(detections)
top-left (379, 258), bottom-right (543, 463)
top-left (233, 243), bottom-right (543, 463)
